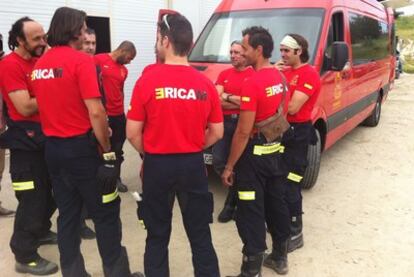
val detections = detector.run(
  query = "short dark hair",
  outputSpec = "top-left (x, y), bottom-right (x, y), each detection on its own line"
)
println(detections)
top-left (158, 14), bottom-right (193, 56)
top-left (85, 27), bottom-right (95, 35)
top-left (47, 7), bottom-right (86, 47)
top-left (8, 17), bottom-right (34, 51)
top-left (287, 33), bottom-right (309, 63)
top-left (242, 26), bottom-right (274, 58)
top-left (116, 40), bottom-right (136, 55)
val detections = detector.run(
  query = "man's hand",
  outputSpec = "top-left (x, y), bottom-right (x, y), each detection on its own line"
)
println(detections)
top-left (221, 166), bottom-right (234, 187)
top-left (97, 152), bottom-right (118, 201)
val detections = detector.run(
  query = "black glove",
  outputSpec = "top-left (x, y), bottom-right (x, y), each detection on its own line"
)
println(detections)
top-left (97, 152), bottom-right (119, 203)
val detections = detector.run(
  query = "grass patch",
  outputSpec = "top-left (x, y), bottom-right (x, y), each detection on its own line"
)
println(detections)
top-left (396, 16), bottom-right (414, 73)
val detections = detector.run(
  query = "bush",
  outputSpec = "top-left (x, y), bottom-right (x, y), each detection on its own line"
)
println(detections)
top-left (403, 55), bottom-right (414, 73)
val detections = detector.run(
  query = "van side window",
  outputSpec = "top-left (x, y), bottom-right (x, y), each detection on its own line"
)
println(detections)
top-left (322, 13), bottom-right (344, 73)
top-left (349, 12), bottom-right (388, 65)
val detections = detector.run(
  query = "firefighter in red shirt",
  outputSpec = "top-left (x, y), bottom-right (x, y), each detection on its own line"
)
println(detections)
top-left (213, 40), bottom-right (254, 223)
top-left (31, 7), bottom-right (142, 277)
top-left (0, 32), bottom-right (16, 217)
top-left (95, 41), bottom-right (136, 193)
top-left (265, 34), bottom-right (320, 267)
top-left (222, 26), bottom-right (291, 277)
top-left (0, 17), bottom-right (58, 275)
top-left (127, 14), bottom-right (223, 277)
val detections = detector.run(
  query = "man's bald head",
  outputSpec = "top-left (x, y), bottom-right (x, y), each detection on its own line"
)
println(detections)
top-left (8, 17), bottom-right (46, 57)
top-left (113, 40), bottom-right (136, 64)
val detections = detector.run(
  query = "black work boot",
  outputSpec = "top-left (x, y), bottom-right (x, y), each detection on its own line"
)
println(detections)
top-left (226, 253), bottom-right (264, 277)
top-left (116, 178), bottom-right (128, 192)
top-left (288, 215), bottom-right (304, 253)
top-left (16, 256), bottom-right (59, 275)
top-left (103, 246), bottom-right (144, 277)
top-left (38, 231), bottom-right (58, 245)
top-left (263, 240), bottom-right (289, 275)
top-left (80, 221), bottom-right (96, 240)
top-left (61, 254), bottom-right (89, 277)
top-left (218, 205), bottom-right (236, 223)
top-left (218, 189), bottom-right (237, 223)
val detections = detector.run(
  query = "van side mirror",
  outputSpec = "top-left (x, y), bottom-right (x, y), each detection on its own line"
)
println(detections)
top-left (331, 42), bottom-right (349, 71)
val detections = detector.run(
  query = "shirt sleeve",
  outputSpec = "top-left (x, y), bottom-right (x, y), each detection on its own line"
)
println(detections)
top-left (239, 79), bottom-right (258, 112)
top-left (207, 82), bottom-right (223, 123)
top-left (77, 56), bottom-right (101, 99)
top-left (127, 77), bottom-right (147, 122)
top-left (2, 62), bottom-right (28, 94)
top-left (295, 68), bottom-right (318, 97)
top-left (215, 70), bottom-right (226, 86)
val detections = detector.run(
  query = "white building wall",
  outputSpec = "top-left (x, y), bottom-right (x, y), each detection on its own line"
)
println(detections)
top-left (0, 0), bottom-right (221, 109)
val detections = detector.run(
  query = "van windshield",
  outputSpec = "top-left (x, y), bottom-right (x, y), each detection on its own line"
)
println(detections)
top-left (189, 8), bottom-right (325, 64)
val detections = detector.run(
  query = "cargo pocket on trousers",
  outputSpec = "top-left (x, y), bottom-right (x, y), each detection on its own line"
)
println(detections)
top-left (10, 158), bottom-right (35, 192)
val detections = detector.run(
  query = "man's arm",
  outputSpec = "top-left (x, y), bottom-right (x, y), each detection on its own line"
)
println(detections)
top-left (84, 98), bottom-right (111, 152)
top-left (8, 90), bottom-right (38, 116)
top-left (126, 119), bottom-right (144, 154)
top-left (216, 84), bottom-right (239, 109)
top-left (222, 110), bottom-right (255, 186)
top-left (288, 90), bottom-right (309, 115)
top-left (204, 122), bottom-right (224, 149)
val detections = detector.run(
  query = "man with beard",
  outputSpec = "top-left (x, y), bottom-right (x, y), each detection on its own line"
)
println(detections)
top-left (222, 26), bottom-right (290, 276)
top-left (31, 7), bottom-right (142, 277)
top-left (213, 40), bottom-right (254, 223)
top-left (0, 17), bottom-right (58, 275)
top-left (94, 41), bottom-right (136, 193)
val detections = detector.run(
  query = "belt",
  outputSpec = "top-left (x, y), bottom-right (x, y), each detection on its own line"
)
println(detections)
top-left (223, 114), bottom-right (239, 120)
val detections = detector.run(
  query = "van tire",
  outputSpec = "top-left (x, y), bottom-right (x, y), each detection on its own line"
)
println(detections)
top-left (362, 94), bottom-right (381, 127)
top-left (302, 129), bottom-right (321, 190)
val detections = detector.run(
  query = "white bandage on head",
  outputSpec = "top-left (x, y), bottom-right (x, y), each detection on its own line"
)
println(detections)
top-left (280, 35), bottom-right (300, 50)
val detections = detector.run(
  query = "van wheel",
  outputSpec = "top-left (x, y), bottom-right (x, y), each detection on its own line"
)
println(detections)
top-left (395, 69), bottom-right (400, 79)
top-left (362, 94), bottom-right (381, 127)
top-left (302, 129), bottom-right (321, 190)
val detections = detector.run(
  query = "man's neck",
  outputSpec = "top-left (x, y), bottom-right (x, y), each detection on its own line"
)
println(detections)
top-left (234, 65), bottom-right (247, 71)
top-left (254, 58), bottom-right (272, 71)
top-left (15, 47), bottom-right (32, 60)
top-left (164, 53), bottom-right (189, 66)
top-left (292, 61), bottom-right (306, 70)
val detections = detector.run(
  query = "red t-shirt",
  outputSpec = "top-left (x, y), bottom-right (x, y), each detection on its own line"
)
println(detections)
top-left (215, 67), bottom-right (254, 115)
top-left (0, 52), bottom-right (40, 122)
top-left (240, 68), bottom-right (286, 123)
top-left (127, 63), bottom-right (223, 154)
top-left (31, 46), bottom-right (101, 137)
top-left (94, 53), bottom-right (128, 116)
top-left (283, 64), bottom-right (321, 123)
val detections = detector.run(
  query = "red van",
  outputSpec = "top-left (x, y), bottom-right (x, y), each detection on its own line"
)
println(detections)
top-left (160, 0), bottom-right (396, 189)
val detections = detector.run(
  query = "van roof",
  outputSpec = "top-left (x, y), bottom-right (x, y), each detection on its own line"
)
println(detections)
top-left (215, 0), bottom-right (387, 20)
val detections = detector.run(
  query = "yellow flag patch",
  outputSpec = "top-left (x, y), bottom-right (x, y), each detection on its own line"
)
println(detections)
top-left (304, 83), bottom-right (313, 90)
top-left (241, 96), bottom-right (250, 102)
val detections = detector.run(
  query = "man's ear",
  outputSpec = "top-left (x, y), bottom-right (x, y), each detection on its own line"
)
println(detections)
top-left (294, 48), bottom-right (302, 56)
top-left (16, 36), bottom-right (25, 47)
top-left (256, 45), bottom-right (263, 57)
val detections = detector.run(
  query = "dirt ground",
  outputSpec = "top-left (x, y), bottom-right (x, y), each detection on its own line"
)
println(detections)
top-left (1, 74), bottom-right (414, 277)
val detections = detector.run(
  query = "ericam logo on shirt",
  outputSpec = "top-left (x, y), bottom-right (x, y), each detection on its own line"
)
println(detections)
top-left (155, 87), bottom-right (207, 101)
top-left (31, 68), bottom-right (63, 81)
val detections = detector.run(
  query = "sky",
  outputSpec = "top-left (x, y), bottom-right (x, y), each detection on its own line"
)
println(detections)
top-left (397, 2), bottom-right (414, 15)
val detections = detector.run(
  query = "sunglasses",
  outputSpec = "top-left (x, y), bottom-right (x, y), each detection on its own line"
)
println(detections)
top-left (162, 14), bottom-right (171, 31)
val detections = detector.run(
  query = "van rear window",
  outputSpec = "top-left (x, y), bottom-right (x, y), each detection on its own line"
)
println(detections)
top-left (189, 8), bottom-right (324, 64)
top-left (349, 12), bottom-right (389, 65)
